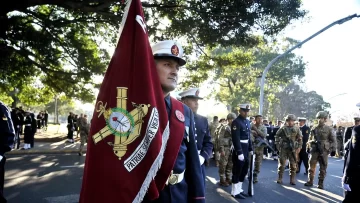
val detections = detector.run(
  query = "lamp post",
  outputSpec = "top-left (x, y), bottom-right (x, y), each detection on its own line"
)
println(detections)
top-left (327, 93), bottom-right (347, 101)
top-left (258, 14), bottom-right (360, 115)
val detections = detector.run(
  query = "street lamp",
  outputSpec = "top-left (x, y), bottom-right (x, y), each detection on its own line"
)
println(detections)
top-left (327, 93), bottom-right (347, 101)
top-left (258, 14), bottom-right (360, 115)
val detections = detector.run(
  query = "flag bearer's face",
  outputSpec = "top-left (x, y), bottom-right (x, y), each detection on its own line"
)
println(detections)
top-left (155, 58), bottom-right (180, 95)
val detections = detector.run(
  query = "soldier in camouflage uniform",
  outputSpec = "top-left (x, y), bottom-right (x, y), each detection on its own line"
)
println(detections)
top-left (304, 111), bottom-right (336, 189)
top-left (78, 114), bottom-right (90, 156)
top-left (250, 115), bottom-right (268, 183)
top-left (210, 116), bottom-right (220, 166)
top-left (335, 126), bottom-right (344, 157)
top-left (275, 114), bottom-right (302, 185)
top-left (216, 113), bottom-right (235, 186)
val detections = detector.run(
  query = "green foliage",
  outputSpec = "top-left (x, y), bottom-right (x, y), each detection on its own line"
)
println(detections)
top-left (1, 0), bottom-right (306, 105)
top-left (271, 81), bottom-right (331, 121)
top-left (181, 38), bottom-right (306, 113)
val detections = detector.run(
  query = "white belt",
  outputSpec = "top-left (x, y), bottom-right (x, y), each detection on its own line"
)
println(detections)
top-left (166, 170), bottom-right (185, 185)
top-left (25, 124), bottom-right (31, 126)
top-left (240, 140), bottom-right (249, 144)
top-left (198, 150), bottom-right (201, 155)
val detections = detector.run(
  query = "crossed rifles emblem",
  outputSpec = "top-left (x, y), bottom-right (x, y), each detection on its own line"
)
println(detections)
top-left (92, 87), bottom-right (150, 160)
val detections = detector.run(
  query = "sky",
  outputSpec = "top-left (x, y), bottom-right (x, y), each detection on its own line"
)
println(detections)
top-left (80, 0), bottom-right (360, 122)
top-left (193, 0), bottom-right (360, 121)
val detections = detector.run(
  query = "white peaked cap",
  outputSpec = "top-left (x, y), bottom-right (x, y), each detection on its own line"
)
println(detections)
top-left (151, 40), bottom-right (186, 66)
top-left (178, 88), bottom-right (203, 100)
top-left (239, 104), bottom-right (251, 111)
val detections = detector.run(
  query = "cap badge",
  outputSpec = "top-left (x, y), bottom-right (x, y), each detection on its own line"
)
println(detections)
top-left (175, 110), bottom-right (185, 122)
top-left (195, 90), bottom-right (200, 97)
top-left (171, 45), bottom-right (179, 56)
top-left (246, 105), bottom-right (249, 109)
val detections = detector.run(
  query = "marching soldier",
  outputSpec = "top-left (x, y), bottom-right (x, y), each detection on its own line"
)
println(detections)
top-left (78, 114), bottom-right (90, 156)
top-left (274, 114), bottom-right (302, 185)
top-left (0, 101), bottom-right (15, 202)
top-left (342, 125), bottom-right (360, 202)
top-left (250, 115), bottom-right (267, 183)
top-left (143, 40), bottom-right (205, 202)
top-left (336, 126), bottom-right (344, 157)
top-left (343, 117), bottom-right (360, 146)
top-left (297, 117), bottom-right (310, 175)
top-left (216, 113), bottom-right (236, 186)
top-left (272, 120), bottom-right (283, 160)
top-left (231, 104), bottom-right (253, 199)
top-left (210, 116), bottom-right (220, 166)
top-left (304, 111), bottom-right (336, 189)
top-left (180, 88), bottom-right (213, 176)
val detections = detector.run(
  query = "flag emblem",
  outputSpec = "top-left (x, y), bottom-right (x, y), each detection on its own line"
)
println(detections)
top-left (92, 87), bottom-right (150, 160)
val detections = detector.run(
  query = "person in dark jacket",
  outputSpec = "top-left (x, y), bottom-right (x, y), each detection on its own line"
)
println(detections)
top-left (22, 112), bottom-right (32, 150)
top-left (342, 125), bottom-right (360, 202)
top-left (0, 101), bottom-right (15, 202)
top-left (30, 113), bottom-right (37, 148)
top-left (67, 112), bottom-right (75, 143)
top-left (11, 108), bottom-right (21, 149)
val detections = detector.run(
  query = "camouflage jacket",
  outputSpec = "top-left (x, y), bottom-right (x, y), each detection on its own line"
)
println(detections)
top-left (307, 124), bottom-right (335, 152)
top-left (78, 117), bottom-right (90, 134)
top-left (250, 123), bottom-right (267, 145)
top-left (275, 125), bottom-right (303, 150)
top-left (214, 123), bottom-right (232, 151)
top-left (209, 121), bottom-right (220, 142)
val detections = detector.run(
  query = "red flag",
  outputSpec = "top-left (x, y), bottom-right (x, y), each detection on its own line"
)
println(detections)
top-left (79, 0), bottom-right (172, 202)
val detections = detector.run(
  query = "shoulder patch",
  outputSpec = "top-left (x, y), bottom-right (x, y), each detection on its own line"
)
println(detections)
top-left (233, 125), bottom-right (237, 130)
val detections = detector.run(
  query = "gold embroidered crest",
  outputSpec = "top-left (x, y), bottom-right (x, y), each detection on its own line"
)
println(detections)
top-left (92, 87), bottom-right (150, 160)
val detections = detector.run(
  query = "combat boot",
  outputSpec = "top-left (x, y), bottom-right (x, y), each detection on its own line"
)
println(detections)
top-left (290, 175), bottom-right (296, 185)
top-left (226, 178), bottom-right (232, 185)
top-left (317, 180), bottom-right (324, 189)
top-left (253, 173), bottom-right (258, 183)
top-left (304, 176), bottom-right (314, 187)
top-left (276, 174), bottom-right (283, 184)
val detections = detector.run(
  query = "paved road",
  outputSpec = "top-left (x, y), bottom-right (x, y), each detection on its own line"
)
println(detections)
top-left (4, 154), bottom-right (345, 203)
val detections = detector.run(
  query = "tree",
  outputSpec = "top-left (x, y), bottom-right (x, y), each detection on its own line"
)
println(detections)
top-left (1, 0), bottom-right (306, 104)
top-left (180, 38), bottom-right (307, 113)
top-left (271, 81), bottom-right (331, 121)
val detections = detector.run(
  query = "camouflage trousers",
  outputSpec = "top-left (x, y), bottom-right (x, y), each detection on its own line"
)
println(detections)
top-left (336, 136), bottom-right (343, 156)
top-left (277, 149), bottom-right (297, 176)
top-left (308, 151), bottom-right (329, 180)
top-left (218, 147), bottom-right (233, 181)
top-left (254, 146), bottom-right (265, 174)
top-left (79, 131), bottom-right (88, 154)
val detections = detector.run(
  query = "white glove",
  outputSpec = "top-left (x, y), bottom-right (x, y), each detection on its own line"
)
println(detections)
top-left (199, 155), bottom-right (205, 165)
top-left (249, 151), bottom-right (254, 155)
top-left (342, 182), bottom-right (351, 191)
top-left (238, 154), bottom-right (244, 161)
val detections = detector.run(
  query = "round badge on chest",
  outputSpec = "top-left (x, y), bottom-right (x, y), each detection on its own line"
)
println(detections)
top-left (175, 110), bottom-right (185, 122)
